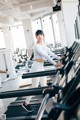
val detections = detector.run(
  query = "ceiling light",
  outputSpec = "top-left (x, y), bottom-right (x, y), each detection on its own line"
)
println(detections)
top-left (30, 4), bottom-right (32, 9)
top-left (29, 0), bottom-right (32, 9)
top-left (5, 0), bottom-right (8, 2)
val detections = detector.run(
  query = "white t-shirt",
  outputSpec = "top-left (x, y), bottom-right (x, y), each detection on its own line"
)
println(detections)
top-left (34, 44), bottom-right (61, 65)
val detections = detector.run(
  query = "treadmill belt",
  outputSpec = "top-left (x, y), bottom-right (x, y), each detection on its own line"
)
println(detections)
top-left (16, 97), bottom-right (26, 101)
top-left (5, 95), bottom-right (47, 119)
top-left (5, 104), bottom-right (47, 118)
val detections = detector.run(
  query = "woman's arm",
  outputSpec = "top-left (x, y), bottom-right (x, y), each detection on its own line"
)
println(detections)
top-left (35, 45), bottom-right (57, 65)
top-left (47, 47), bottom-right (61, 60)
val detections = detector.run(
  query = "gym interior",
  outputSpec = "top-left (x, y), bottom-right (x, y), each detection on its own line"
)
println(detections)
top-left (0, 0), bottom-right (80, 120)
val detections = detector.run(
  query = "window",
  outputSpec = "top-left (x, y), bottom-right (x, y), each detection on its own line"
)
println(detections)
top-left (41, 15), bottom-right (54, 46)
top-left (52, 13), bottom-right (61, 44)
top-left (32, 14), bottom-right (61, 47)
top-left (11, 26), bottom-right (26, 50)
top-left (0, 30), bottom-right (5, 49)
top-left (32, 19), bottom-right (42, 41)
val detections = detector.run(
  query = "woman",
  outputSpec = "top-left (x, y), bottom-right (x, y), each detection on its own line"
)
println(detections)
top-left (22, 30), bottom-right (63, 112)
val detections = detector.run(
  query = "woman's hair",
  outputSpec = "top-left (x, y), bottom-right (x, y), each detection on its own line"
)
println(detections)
top-left (35, 30), bottom-right (44, 36)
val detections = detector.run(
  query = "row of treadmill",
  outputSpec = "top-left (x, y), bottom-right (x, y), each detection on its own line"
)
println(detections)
top-left (0, 41), bottom-right (80, 120)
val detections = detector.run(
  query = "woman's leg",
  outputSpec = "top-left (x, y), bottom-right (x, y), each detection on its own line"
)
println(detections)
top-left (25, 77), bottom-right (40, 104)
top-left (40, 66), bottom-right (47, 87)
top-left (22, 61), bottom-right (43, 112)
top-left (25, 61), bottom-right (41, 104)
top-left (40, 76), bottom-right (47, 87)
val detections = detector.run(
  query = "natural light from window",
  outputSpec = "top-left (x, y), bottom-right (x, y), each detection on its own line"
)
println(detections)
top-left (52, 13), bottom-right (61, 44)
top-left (32, 14), bottom-right (61, 47)
top-left (11, 26), bottom-right (26, 50)
top-left (32, 19), bottom-right (42, 42)
top-left (42, 15), bottom-right (54, 46)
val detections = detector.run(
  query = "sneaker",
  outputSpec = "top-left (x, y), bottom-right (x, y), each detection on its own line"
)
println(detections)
top-left (22, 102), bottom-right (33, 112)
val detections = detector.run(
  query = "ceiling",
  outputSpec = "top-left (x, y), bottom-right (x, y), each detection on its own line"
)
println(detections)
top-left (0, 0), bottom-right (78, 27)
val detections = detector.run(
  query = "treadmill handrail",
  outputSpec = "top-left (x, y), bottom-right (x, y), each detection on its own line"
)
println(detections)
top-left (22, 67), bottom-right (64, 79)
top-left (22, 69), bottom-right (57, 79)
top-left (0, 85), bottom-right (63, 99)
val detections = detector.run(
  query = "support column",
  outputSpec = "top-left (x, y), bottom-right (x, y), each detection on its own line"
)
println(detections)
top-left (1, 29), bottom-right (17, 80)
top-left (3, 28), bottom-right (14, 50)
top-left (58, 11), bottom-right (67, 47)
top-left (4, 49), bottom-right (17, 80)
top-left (0, 49), bottom-right (17, 82)
top-left (62, 0), bottom-right (78, 47)
top-left (22, 19), bottom-right (34, 56)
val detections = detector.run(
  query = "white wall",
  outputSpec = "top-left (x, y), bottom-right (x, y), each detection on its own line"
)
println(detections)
top-left (3, 28), bottom-right (13, 50)
top-left (62, 1), bottom-right (78, 47)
